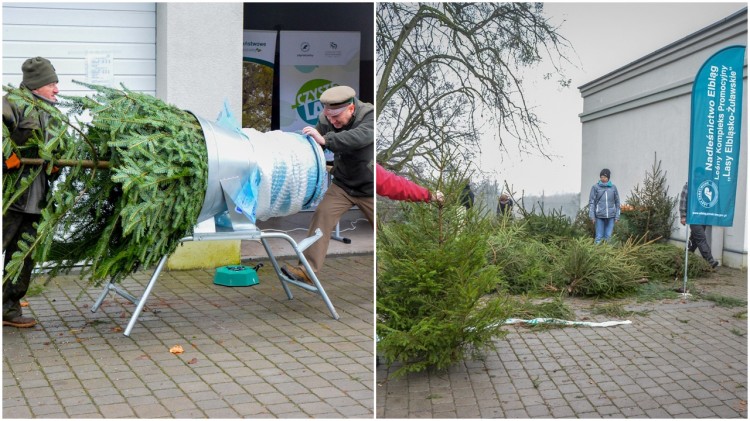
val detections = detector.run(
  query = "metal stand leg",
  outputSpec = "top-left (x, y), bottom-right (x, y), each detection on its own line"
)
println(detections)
top-left (261, 231), bottom-right (339, 320)
top-left (89, 253), bottom-right (169, 337)
top-left (260, 237), bottom-right (294, 300)
top-left (123, 254), bottom-right (169, 337)
top-left (297, 253), bottom-right (340, 320)
top-left (91, 280), bottom-right (139, 313)
top-left (331, 221), bottom-right (351, 244)
top-left (90, 228), bottom-right (339, 336)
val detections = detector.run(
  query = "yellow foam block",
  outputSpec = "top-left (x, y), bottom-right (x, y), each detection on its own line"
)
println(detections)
top-left (167, 240), bottom-right (240, 270)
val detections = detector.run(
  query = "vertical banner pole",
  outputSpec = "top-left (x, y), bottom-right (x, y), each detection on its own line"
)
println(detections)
top-left (682, 226), bottom-right (690, 297)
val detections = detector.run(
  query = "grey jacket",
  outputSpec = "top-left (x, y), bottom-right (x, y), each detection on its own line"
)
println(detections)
top-left (316, 98), bottom-right (374, 197)
top-left (589, 181), bottom-right (620, 220)
top-left (3, 85), bottom-right (56, 214)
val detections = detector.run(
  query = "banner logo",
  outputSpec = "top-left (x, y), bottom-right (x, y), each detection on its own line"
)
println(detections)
top-left (292, 79), bottom-right (338, 125)
top-left (696, 180), bottom-right (719, 208)
top-left (300, 42), bottom-right (310, 53)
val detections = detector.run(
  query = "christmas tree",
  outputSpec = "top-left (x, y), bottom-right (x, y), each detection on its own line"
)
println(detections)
top-left (3, 81), bottom-right (208, 286)
top-left (377, 166), bottom-right (511, 376)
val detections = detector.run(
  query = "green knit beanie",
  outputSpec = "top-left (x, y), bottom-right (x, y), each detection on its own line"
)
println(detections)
top-left (22, 57), bottom-right (58, 90)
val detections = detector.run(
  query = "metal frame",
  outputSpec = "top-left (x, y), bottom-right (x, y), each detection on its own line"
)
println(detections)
top-left (90, 228), bottom-right (339, 337)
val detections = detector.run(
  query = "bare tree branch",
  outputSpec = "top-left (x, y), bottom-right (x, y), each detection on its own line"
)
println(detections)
top-left (376, 2), bottom-right (573, 173)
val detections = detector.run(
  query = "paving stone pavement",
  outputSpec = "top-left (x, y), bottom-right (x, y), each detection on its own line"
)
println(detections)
top-left (377, 267), bottom-right (748, 418)
top-left (3, 254), bottom-right (374, 418)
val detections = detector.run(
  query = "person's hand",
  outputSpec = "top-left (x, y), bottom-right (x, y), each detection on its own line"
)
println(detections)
top-left (302, 126), bottom-right (325, 146)
top-left (430, 190), bottom-right (444, 205)
top-left (680, 216), bottom-right (686, 226)
top-left (3, 153), bottom-right (20, 171)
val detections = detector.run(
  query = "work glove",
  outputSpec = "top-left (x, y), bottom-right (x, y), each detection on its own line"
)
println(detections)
top-left (3, 152), bottom-right (20, 171)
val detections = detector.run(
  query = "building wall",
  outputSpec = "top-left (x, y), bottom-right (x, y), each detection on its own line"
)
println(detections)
top-left (2, 3), bottom-right (156, 96)
top-left (155, 3), bottom-right (245, 269)
top-left (579, 9), bottom-right (748, 268)
top-left (156, 3), bottom-right (243, 118)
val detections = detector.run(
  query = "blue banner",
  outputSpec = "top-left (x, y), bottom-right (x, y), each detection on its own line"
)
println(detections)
top-left (687, 45), bottom-right (745, 226)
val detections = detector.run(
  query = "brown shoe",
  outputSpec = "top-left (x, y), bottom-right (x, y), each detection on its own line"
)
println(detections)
top-left (281, 264), bottom-right (315, 286)
top-left (3, 316), bottom-right (37, 328)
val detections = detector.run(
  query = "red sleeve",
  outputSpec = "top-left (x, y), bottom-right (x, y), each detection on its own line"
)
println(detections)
top-left (376, 164), bottom-right (430, 202)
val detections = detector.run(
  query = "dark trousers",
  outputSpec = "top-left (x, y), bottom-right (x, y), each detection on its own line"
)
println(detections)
top-left (3, 210), bottom-right (41, 320)
top-left (688, 224), bottom-right (716, 264)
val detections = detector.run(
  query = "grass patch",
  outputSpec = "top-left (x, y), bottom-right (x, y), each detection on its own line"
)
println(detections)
top-left (699, 293), bottom-right (747, 308)
top-left (732, 311), bottom-right (747, 320)
top-left (591, 303), bottom-right (650, 318)
top-left (730, 328), bottom-right (744, 337)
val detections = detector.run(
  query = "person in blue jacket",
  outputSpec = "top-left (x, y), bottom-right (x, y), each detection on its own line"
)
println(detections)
top-left (588, 168), bottom-right (620, 244)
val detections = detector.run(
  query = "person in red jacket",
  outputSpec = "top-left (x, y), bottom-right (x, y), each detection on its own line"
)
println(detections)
top-left (376, 164), bottom-right (443, 204)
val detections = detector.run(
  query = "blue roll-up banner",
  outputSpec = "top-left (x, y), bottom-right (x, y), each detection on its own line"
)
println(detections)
top-left (687, 45), bottom-right (745, 227)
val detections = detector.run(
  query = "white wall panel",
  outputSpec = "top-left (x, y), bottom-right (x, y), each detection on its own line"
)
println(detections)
top-left (3, 7), bottom-right (155, 27)
top-left (2, 3), bottom-right (156, 96)
top-left (6, 26), bottom-right (155, 43)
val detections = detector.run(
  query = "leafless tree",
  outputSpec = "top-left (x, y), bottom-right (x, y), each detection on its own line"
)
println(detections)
top-left (376, 2), bottom-right (573, 173)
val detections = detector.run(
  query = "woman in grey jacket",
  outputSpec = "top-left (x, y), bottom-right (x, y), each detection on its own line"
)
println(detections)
top-left (588, 168), bottom-right (620, 244)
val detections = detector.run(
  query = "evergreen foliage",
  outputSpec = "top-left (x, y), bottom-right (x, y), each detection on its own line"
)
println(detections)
top-left (2, 82), bottom-right (207, 286)
top-left (623, 241), bottom-right (712, 279)
top-left (515, 200), bottom-right (585, 243)
top-left (550, 237), bottom-right (643, 297)
top-left (487, 220), bottom-right (555, 294)
top-left (619, 155), bottom-right (677, 242)
top-left (574, 205), bottom-right (596, 239)
top-left (377, 172), bottom-right (512, 377)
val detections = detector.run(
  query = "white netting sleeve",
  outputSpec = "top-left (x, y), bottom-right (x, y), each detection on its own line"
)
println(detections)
top-left (242, 128), bottom-right (327, 221)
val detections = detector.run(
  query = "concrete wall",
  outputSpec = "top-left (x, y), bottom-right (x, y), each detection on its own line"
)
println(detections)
top-left (579, 9), bottom-right (748, 268)
top-left (156, 3), bottom-right (245, 269)
top-left (156, 3), bottom-right (243, 117)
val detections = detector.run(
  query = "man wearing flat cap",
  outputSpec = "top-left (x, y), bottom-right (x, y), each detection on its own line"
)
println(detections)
top-left (2, 56), bottom-right (61, 328)
top-left (282, 85), bottom-right (374, 285)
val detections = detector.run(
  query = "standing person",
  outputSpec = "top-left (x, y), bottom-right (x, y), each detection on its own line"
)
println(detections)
top-left (459, 182), bottom-right (474, 209)
top-left (679, 182), bottom-right (719, 268)
top-left (497, 193), bottom-right (513, 216)
top-left (376, 164), bottom-right (443, 204)
top-left (282, 86), bottom-right (374, 285)
top-left (588, 168), bottom-right (620, 244)
top-left (3, 57), bottom-right (60, 328)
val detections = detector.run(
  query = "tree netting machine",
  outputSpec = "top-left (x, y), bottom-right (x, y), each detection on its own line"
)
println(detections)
top-left (90, 113), bottom-right (340, 336)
